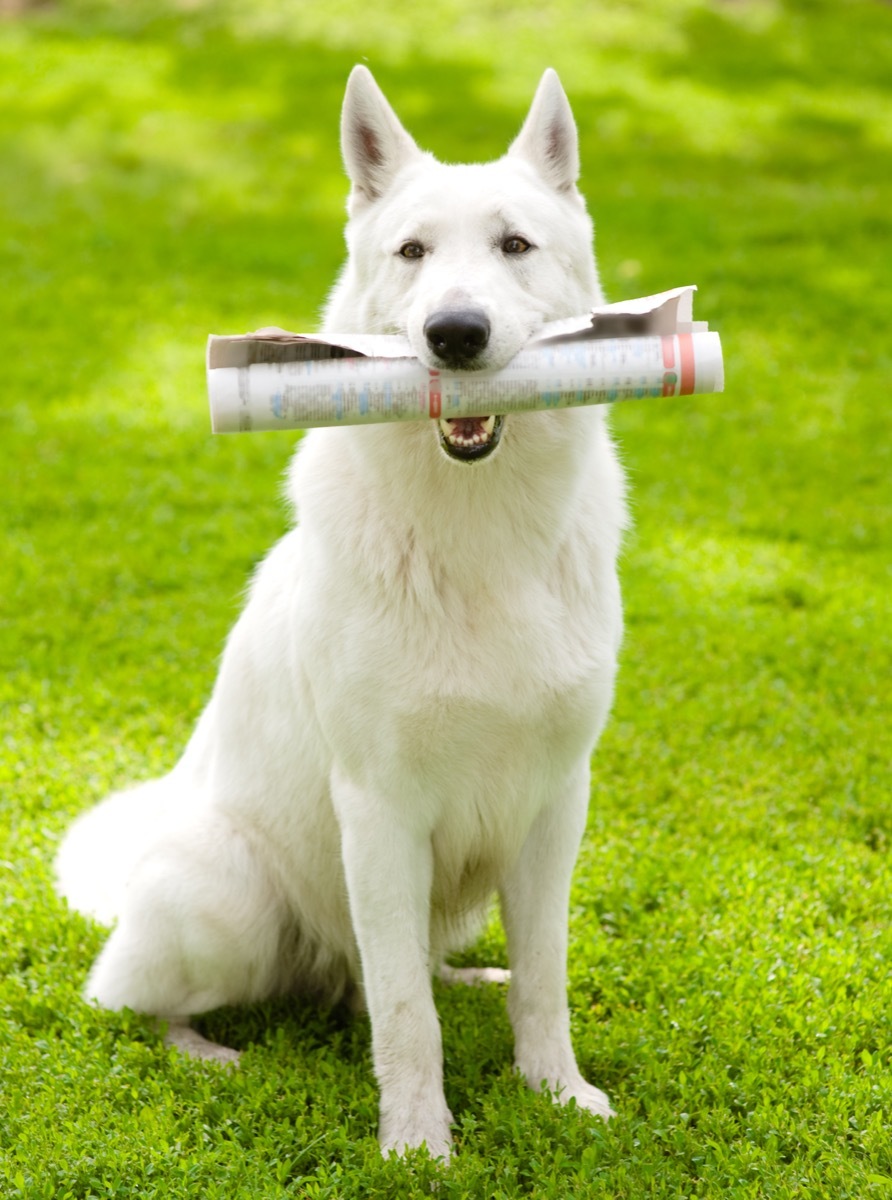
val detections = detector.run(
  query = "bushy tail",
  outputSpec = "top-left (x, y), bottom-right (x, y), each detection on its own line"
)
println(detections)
top-left (55, 776), bottom-right (182, 925)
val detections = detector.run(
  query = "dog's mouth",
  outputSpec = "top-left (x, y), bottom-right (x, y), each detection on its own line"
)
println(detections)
top-left (437, 415), bottom-right (504, 463)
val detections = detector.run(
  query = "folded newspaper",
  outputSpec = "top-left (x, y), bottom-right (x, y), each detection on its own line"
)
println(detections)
top-left (207, 285), bottom-right (723, 433)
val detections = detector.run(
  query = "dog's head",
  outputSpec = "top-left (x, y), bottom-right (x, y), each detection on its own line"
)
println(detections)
top-left (324, 67), bottom-right (602, 465)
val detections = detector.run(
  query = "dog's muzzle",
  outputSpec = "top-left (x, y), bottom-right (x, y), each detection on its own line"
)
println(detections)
top-left (425, 308), bottom-right (503, 463)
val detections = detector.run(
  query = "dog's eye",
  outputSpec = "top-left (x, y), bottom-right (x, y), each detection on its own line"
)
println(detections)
top-left (398, 241), bottom-right (425, 260)
top-left (502, 236), bottom-right (532, 255)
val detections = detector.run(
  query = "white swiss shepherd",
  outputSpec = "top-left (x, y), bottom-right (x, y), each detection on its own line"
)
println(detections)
top-left (56, 66), bottom-right (628, 1160)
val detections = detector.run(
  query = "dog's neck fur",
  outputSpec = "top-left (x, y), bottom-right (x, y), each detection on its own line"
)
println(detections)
top-left (290, 407), bottom-right (619, 606)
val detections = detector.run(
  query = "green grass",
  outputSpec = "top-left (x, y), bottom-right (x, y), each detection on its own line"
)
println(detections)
top-left (2, 0), bottom-right (890, 1195)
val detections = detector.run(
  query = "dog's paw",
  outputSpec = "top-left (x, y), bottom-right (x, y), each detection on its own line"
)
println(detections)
top-left (164, 1023), bottom-right (242, 1067)
top-left (520, 1064), bottom-right (615, 1121)
top-left (552, 1077), bottom-right (615, 1121)
top-left (379, 1105), bottom-right (453, 1162)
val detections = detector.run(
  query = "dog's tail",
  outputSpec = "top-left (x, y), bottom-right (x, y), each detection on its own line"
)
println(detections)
top-left (54, 775), bottom-right (185, 926)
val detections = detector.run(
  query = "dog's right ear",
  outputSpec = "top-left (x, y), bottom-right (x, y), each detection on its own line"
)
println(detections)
top-left (341, 66), bottom-right (423, 209)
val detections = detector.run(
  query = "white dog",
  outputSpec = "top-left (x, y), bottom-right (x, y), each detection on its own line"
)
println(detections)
top-left (56, 66), bottom-right (627, 1160)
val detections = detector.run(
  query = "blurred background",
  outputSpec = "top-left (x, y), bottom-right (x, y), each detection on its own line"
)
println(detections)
top-left (3, 0), bottom-right (888, 817)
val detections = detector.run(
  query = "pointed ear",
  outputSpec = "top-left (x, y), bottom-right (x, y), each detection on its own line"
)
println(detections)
top-left (507, 69), bottom-right (580, 192)
top-left (340, 65), bottom-right (424, 206)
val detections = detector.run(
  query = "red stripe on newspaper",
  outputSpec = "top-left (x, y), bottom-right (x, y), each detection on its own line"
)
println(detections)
top-left (679, 333), bottom-right (695, 395)
top-left (429, 370), bottom-right (442, 418)
top-left (661, 335), bottom-right (675, 370)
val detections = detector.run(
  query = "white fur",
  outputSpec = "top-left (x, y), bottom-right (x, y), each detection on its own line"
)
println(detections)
top-left (55, 66), bottom-right (627, 1160)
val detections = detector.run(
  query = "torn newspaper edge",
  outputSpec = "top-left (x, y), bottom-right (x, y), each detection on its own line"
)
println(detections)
top-left (207, 285), bottom-right (723, 433)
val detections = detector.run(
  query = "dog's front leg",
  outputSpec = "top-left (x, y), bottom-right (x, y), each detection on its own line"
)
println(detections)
top-left (332, 768), bottom-right (452, 1161)
top-left (500, 770), bottom-right (615, 1121)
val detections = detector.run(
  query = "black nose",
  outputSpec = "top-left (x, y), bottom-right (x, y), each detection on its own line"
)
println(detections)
top-left (423, 308), bottom-right (491, 366)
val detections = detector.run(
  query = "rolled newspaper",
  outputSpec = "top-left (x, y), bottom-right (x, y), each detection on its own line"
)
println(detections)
top-left (207, 285), bottom-right (723, 433)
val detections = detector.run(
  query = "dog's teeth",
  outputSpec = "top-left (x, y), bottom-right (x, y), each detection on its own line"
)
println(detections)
top-left (438, 415), bottom-right (496, 447)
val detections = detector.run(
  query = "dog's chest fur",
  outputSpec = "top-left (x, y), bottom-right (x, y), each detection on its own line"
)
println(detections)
top-left (291, 419), bottom-right (622, 896)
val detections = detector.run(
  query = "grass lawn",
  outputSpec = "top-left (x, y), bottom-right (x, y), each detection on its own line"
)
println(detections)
top-left (2, 0), bottom-right (890, 1195)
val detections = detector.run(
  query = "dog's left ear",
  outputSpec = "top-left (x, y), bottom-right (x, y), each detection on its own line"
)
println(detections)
top-left (508, 69), bottom-right (580, 192)
top-left (341, 65), bottom-right (424, 209)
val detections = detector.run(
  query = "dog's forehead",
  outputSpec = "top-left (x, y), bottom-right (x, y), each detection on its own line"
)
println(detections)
top-left (390, 158), bottom-right (556, 231)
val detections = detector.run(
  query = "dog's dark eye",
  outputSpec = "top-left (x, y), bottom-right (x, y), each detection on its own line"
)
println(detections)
top-left (502, 236), bottom-right (532, 255)
top-left (398, 241), bottom-right (425, 260)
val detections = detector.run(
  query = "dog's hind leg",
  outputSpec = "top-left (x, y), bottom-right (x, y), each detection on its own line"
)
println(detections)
top-left (84, 810), bottom-right (286, 1062)
top-left (437, 964), bottom-right (511, 987)
top-left (162, 1022), bottom-right (241, 1066)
